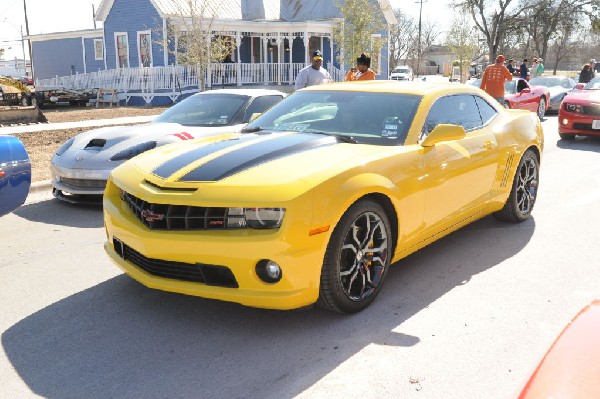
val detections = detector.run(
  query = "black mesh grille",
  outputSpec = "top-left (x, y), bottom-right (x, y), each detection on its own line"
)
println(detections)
top-left (122, 191), bottom-right (244, 230)
top-left (573, 123), bottom-right (599, 132)
top-left (113, 237), bottom-right (238, 287)
top-left (581, 106), bottom-right (600, 116)
top-left (61, 178), bottom-right (107, 189)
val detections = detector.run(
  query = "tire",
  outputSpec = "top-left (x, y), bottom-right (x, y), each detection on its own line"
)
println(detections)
top-left (317, 199), bottom-right (392, 314)
top-left (504, 101), bottom-right (511, 109)
top-left (493, 149), bottom-right (539, 223)
top-left (21, 95), bottom-right (30, 106)
top-left (559, 132), bottom-right (575, 140)
top-left (537, 97), bottom-right (546, 119)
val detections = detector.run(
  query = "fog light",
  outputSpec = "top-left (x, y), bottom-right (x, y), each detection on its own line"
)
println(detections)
top-left (256, 259), bottom-right (282, 283)
top-left (562, 119), bottom-right (569, 125)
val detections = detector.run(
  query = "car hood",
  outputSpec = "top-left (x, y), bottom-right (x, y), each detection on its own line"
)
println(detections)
top-left (547, 86), bottom-right (570, 97)
top-left (114, 132), bottom-right (404, 202)
top-left (564, 89), bottom-right (600, 103)
top-left (52, 122), bottom-right (244, 170)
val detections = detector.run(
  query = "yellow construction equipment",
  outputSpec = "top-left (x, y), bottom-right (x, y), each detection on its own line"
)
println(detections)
top-left (0, 76), bottom-right (36, 107)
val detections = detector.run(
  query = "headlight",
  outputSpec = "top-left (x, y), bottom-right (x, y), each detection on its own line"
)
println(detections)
top-left (564, 103), bottom-right (583, 113)
top-left (226, 207), bottom-right (285, 229)
top-left (110, 141), bottom-right (157, 161)
top-left (55, 137), bottom-right (75, 156)
top-left (550, 93), bottom-right (565, 103)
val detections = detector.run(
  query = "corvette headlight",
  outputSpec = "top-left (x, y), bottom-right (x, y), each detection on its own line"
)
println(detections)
top-left (55, 137), bottom-right (75, 156)
top-left (550, 93), bottom-right (564, 103)
top-left (110, 141), bottom-right (157, 161)
top-left (226, 207), bottom-right (285, 229)
top-left (564, 103), bottom-right (583, 113)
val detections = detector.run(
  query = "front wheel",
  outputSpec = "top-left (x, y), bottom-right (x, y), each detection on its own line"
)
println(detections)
top-left (537, 97), bottom-right (546, 119)
top-left (504, 101), bottom-right (511, 109)
top-left (317, 199), bottom-right (392, 314)
top-left (493, 149), bottom-right (539, 223)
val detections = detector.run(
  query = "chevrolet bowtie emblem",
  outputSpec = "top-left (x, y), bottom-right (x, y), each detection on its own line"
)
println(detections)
top-left (141, 209), bottom-right (164, 222)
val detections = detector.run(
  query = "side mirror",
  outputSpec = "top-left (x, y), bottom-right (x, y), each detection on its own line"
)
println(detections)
top-left (574, 83), bottom-right (585, 90)
top-left (249, 112), bottom-right (261, 123)
top-left (421, 124), bottom-right (467, 147)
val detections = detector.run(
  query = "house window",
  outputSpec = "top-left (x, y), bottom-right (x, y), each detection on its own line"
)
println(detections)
top-left (94, 39), bottom-right (104, 61)
top-left (138, 30), bottom-right (152, 67)
top-left (115, 32), bottom-right (129, 68)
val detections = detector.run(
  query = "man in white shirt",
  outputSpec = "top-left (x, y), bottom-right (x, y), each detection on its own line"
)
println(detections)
top-left (294, 50), bottom-right (332, 90)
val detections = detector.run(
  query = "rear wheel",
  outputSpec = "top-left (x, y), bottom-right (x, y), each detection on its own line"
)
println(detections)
top-left (21, 95), bottom-right (30, 106)
top-left (493, 149), bottom-right (539, 223)
top-left (317, 199), bottom-right (392, 314)
top-left (504, 101), bottom-right (511, 109)
top-left (537, 97), bottom-right (546, 119)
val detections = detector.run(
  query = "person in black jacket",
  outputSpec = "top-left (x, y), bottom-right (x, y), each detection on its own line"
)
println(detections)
top-left (579, 63), bottom-right (595, 84)
top-left (507, 59), bottom-right (516, 75)
top-left (519, 58), bottom-right (528, 79)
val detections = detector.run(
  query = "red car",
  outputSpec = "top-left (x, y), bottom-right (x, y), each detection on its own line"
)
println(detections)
top-left (517, 300), bottom-right (600, 398)
top-left (558, 76), bottom-right (600, 140)
top-left (470, 78), bottom-right (549, 119)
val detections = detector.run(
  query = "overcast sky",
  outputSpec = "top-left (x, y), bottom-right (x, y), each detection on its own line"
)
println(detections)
top-left (0, 0), bottom-right (452, 61)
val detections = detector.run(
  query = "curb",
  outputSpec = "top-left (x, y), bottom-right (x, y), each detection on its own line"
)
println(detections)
top-left (29, 179), bottom-right (53, 194)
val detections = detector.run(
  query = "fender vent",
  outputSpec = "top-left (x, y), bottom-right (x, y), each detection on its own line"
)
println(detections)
top-left (500, 154), bottom-right (515, 187)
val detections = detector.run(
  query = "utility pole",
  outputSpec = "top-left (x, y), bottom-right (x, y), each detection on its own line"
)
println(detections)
top-left (23, 0), bottom-right (33, 80)
top-left (415, 0), bottom-right (426, 79)
top-left (92, 4), bottom-right (97, 29)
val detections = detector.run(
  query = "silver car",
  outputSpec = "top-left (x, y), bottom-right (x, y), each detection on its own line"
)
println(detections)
top-left (528, 76), bottom-right (576, 112)
top-left (51, 89), bottom-right (286, 203)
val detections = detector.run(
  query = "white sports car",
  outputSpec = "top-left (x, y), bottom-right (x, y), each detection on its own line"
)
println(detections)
top-left (51, 89), bottom-right (286, 203)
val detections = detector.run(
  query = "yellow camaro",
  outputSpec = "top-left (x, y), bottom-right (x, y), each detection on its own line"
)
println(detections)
top-left (103, 81), bottom-right (543, 314)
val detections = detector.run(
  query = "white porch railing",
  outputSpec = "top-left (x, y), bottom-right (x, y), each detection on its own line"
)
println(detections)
top-left (35, 63), bottom-right (344, 104)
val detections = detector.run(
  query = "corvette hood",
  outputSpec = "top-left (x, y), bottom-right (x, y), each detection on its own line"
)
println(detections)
top-left (122, 132), bottom-right (402, 192)
top-left (564, 89), bottom-right (600, 103)
top-left (547, 86), bottom-right (570, 98)
top-left (52, 122), bottom-right (242, 170)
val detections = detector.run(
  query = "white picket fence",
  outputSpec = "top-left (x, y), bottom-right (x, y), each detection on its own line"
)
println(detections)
top-left (35, 63), bottom-right (345, 104)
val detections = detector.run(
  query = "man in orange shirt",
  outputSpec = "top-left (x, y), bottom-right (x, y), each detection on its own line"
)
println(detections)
top-left (480, 55), bottom-right (513, 104)
top-left (346, 53), bottom-right (377, 81)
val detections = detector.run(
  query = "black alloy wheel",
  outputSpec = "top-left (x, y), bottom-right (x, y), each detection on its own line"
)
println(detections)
top-left (494, 149), bottom-right (539, 222)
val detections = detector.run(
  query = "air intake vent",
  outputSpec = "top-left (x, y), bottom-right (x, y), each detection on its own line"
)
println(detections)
top-left (85, 138), bottom-right (106, 149)
top-left (501, 154), bottom-right (515, 187)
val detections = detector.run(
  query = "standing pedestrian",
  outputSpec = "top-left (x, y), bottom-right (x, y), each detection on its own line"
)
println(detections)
top-left (346, 53), bottom-right (376, 81)
top-left (480, 55), bottom-right (513, 104)
top-left (591, 59), bottom-right (599, 73)
top-left (507, 59), bottom-right (516, 75)
top-left (578, 63), bottom-right (595, 84)
top-left (519, 58), bottom-right (528, 79)
top-left (294, 50), bottom-right (332, 90)
top-left (536, 58), bottom-right (544, 76)
top-left (530, 58), bottom-right (544, 78)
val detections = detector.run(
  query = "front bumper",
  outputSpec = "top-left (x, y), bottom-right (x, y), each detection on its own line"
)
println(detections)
top-left (51, 162), bottom-right (111, 196)
top-left (103, 181), bottom-right (329, 310)
top-left (558, 111), bottom-right (600, 136)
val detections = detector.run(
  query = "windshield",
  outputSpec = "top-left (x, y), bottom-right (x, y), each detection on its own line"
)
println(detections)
top-left (244, 91), bottom-right (422, 145)
top-left (154, 94), bottom-right (249, 126)
top-left (584, 77), bottom-right (600, 90)
top-left (394, 68), bottom-right (410, 74)
top-left (529, 77), bottom-right (573, 88)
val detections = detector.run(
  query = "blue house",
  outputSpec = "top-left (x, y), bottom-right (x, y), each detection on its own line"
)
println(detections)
top-left (27, 0), bottom-right (396, 104)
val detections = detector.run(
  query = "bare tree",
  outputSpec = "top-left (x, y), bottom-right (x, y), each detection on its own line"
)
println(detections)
top-left (162, 0), bottom-right (235, 91)
top-left (333, 0), bottom-right (386, 71)
top-left (389, 9), bottom-right (417, 70)
top-left (446, 13), bottom-right (480, 82)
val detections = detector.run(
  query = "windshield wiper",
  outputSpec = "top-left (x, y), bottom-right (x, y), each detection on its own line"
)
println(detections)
top-left (241, 126), bottom-right (263, 133)
top-left (307, 131), bottom-right (358, 144)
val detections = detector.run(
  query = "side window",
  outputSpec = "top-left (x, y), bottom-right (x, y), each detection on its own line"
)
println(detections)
top-left (422, 95), bottom-right (483, 138)
top-left (474, 96), bottom-right (498, 126)
top-left (243, 96), bottom-right (283, 122)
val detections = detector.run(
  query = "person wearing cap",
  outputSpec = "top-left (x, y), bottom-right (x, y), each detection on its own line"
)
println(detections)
top-left (294, 50), bottom-right (332, 90)
top-left (591, 59), bottom-right (600, 73)
top-left (531, 57), bottom-right (544, 78)
top-left (480, 55), bottom-right (513, 104)
top-left (345, 53), bottom-right (376, 81)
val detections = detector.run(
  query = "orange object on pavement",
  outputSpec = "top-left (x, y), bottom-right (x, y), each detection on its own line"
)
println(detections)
top-left (517, 300), bottom-right (600, 399)
top-left (480, 63), bottom-right (513, 98)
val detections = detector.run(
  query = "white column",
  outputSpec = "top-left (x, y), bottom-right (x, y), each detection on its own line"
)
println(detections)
top-left (287, 36), bottom-right (293, 84)
top-left (330, 36), bottom-right (334, 70)
top-left (236, 33), bottom-right (242, 86)
top-left (163, 19), bottom-right (168, 66)
top-left (81, 37), bottom-right (87, 74)
top-left (262, 36), bottom-right (269, 85)
top-left (276, 34), bottom-right (281, 85)
top-left (302, 32), bottom-right (308, 64)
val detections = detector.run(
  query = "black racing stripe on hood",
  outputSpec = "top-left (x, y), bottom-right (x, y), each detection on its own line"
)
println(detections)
top-left (179, 133), bottom-right (338, 182)
top-left (152, 135), bottom-right (259, 179)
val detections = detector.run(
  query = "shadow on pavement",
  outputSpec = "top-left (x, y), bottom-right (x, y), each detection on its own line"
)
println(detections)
top-left (2, 215), bottom-right (535, 398)
top-left (556, 135), bottom-right (600, 152)
top-left (13, 198), bottom-right (103, 228)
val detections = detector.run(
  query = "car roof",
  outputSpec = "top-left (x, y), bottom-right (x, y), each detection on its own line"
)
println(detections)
top-left (196, 89), bottom-right (287, 97)
top-left (303, 80), bottom-right (483, 96)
